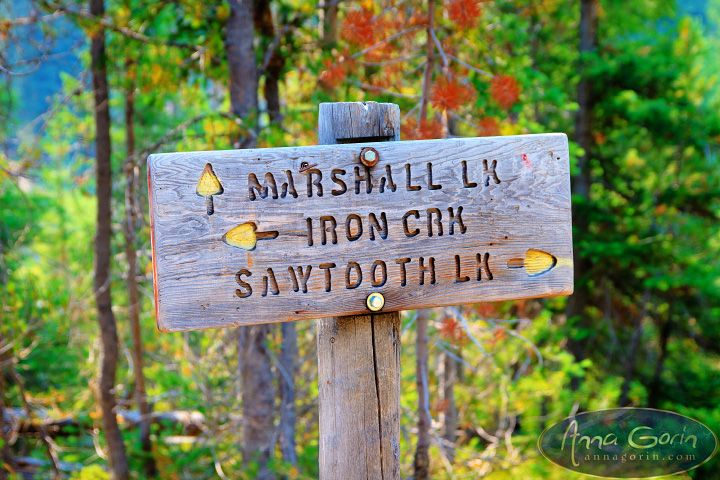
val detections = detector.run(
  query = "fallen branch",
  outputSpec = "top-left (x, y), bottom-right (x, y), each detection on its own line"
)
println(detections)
top-left (36, 0), bottom-right (219, 63)
top-left (3, 408), bottom-right (208, 438)
top-left (350, 25), bottom-right (423, 60)
top-left (7, 366), bottom-right (62, 479)
top-left (345, 78), bottom-right (421, 99)
top-left (14, 456), bottom-right (83, 474)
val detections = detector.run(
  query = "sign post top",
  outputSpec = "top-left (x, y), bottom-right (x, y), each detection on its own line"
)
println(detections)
top-left (148, 132), bottom-right (573, 332)
top-left (318, 102), bottom-right (400, 145)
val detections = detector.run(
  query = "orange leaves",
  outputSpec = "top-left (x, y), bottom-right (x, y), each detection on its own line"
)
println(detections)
top-left (438, 315), bottom-right (467, 345)
top-left (488, 326), bottom-right (507, 349)
top-left (431, 75), bottom-right (476, 112)
top-left (522, 0), bottom-right (561, 18)
top-left (341, 7), bottom-right (404, 63)
top-left (489, 74), bottom-right (521, 109)
top-left (475, 302), bottom-right (498, 318)
top-left (341, 7), bottom-right (376, 47)
top-left (434, 398), bottom-right (451, 413)
top-left (447, 0), bottom-right (483, 30)
top-left (403, 117), bottom-right (444, 140)
top-left (0, 19), bottom-right (11, 42)
top-left (478, 117), bottom-right (500, 137)
top-left (320, 53), bottom-right (356, 89)
top-left (319, 59), bottom-right (348, 88)
top-left (407, 10), bottom-right (429, 28)
top-left (364, 38), bottom-right (395, 63)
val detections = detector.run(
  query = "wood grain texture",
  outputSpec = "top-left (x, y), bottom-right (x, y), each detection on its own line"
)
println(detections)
top-left (318, 102), bottom-right (400, 144)
top-left (148, 131), bottom-right (573, 331)
top-left (317, 102), bottom-right (401, 480)
top-left (317, 313), bottom-right (401, 480)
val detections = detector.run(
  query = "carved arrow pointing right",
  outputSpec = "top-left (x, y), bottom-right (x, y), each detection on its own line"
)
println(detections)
top-left (507, 249), bottom-right (573, 277)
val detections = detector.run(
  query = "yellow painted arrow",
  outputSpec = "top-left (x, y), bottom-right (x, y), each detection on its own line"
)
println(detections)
top-left (508, 249), bottom-right (573, 276)
top-left (222, 222), bottom-right (279, 251)
top-left (196, 164), bottom-right (223, 215)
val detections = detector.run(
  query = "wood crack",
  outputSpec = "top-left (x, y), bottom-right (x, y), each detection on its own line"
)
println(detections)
top-left (370, 315), bottom-right (386, 479)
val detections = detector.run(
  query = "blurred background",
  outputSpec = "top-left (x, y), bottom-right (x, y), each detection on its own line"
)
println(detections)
top-left (1, 0), bottom-right (720, 478)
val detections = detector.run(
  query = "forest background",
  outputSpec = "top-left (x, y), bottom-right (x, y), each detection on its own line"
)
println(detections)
top-left (2, 0), bottom-right (720, 479)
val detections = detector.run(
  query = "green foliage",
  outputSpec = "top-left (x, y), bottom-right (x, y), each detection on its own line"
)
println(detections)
top-left (1, 0), bottom-right (720, 478)
top-left (69, 465), bottom-right (111, 480)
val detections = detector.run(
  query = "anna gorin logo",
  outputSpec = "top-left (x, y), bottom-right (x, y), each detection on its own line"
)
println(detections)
top-left (538, 408), bottom-right (718, 478)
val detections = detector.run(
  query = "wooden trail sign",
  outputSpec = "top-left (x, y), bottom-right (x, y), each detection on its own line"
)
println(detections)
top-left (148, 132), bottom-right (573, 332)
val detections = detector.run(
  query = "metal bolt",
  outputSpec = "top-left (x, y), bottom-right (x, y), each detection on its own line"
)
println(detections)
top-left (299, 161), bottom-right (318, 173)
top-left (366, 292), bottom-right (385, 312)
top-left (359, 147), bottom-right (379, 167)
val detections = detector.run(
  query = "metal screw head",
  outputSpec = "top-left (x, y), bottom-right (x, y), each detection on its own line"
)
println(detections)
top-left (360, 147), bottom-right (379, 167)
top-left (366, 292), bottom-right (385, 312)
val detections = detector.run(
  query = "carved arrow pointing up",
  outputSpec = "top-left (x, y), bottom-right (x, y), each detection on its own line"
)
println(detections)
top-left (196, 163), bottom-right (223, 215)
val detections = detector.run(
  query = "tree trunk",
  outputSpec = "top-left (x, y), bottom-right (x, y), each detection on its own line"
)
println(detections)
top-left (321, 0), bottom-right (338, 47)
top-left (241, 325), bottom-right (275, 480)
top-left (442, 351), bottom-right (457, 464)
top-left (565, 0), bottom-right (598, 362)
top-left (265, 54), bottom-right (283, 124)
top-left (227, 0), bottom-right (258, 147)
top-left (0, 337), bottom-right (17, 479)
top-left (574, 0), bottom-right (597, 202)
top-left (123, 61), bottom-right (157, 478)
top-left (648, 318), bottom-right (671, 408)
top-left (419, 0), bottom-right (436, 122)
top-left (227, 3), bottom-right (274, 476)
top-left (279, 322), bottom-right (298, 470)
top-left (619, 314), bottom-right (643, 406)
top-left (0, 408), bottom-right (11, 479)
top-left (255, 0), bottom-right (284, 124)
top-left (0, 404), bottom-right (11, 480)
top-left (529, 16), bottom-right (542, 124)
top-left (619, 292), bottom-right (650, 406)
top-left (413, 309), bottom-right (431, 480)
top-left (90, 0), bottom-right (130, 477)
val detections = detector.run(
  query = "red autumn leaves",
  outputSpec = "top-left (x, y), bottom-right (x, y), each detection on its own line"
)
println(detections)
top-left (447, 0), bottom-right (483, 30)
top-left (438, 316), bottom-right (467, 344)
top-left (403, 117), bottom-right (444, 140)
top-left (478, 117), bottom-right (500, 137)
top-left (321, 2), bottom-right (522, 126)
top-left (319, 58), bottom-right (348, 89)
top-left (488, 74), bottom-right (521, 110)
top-left (429, 73), bottom-right (520, 113)
top-left (341, 8), bottom-right (377, 48)
top-left (431, 75), bottom-right (475, 112)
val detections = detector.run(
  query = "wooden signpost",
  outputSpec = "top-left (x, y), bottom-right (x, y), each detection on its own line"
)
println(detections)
top-left (148, 101), bottom-right (573, 479)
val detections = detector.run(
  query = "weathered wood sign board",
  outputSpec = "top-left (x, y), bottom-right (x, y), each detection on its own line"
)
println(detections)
top-left (148, 133), bottom-right (573, 332)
